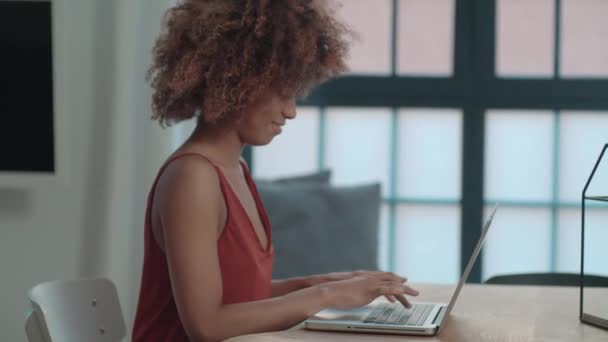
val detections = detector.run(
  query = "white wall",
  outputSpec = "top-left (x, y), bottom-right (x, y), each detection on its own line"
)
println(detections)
top-left (0, 0), bottom-right (173, 340)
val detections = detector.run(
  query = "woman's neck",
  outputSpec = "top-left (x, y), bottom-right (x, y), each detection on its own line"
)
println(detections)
top-left (183, 121), bottom-right (245, 169)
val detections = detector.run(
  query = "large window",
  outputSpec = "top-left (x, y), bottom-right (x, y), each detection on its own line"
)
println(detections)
top-left (251, 0), bottom-right (608, 283)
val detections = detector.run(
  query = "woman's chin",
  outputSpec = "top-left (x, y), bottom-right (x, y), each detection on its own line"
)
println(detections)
top-left (245, 135), bottom-right (275, 146)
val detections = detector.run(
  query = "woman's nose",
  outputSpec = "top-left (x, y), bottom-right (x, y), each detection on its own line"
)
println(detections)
top-left (284, 110), bottom-right (297, 120)
top-left (283, 98), bottom-right (297, 119)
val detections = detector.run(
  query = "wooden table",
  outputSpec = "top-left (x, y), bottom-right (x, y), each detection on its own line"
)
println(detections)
top-left (226, 283), bottom-right (608, 342)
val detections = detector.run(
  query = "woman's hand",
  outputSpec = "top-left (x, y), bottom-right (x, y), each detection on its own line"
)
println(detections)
top-left (311, 271), bottom-right (419, 309)
top-left (307, 270), bottom-right (405, 286)
top-left (306, 271), bottom-right (413, 305)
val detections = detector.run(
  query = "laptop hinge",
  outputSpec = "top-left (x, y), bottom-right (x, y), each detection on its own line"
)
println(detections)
top-left (432, 306), bottom-right (446, 325)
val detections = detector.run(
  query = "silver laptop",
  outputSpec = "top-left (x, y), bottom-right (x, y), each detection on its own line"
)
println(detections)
top-left (304, 205), bottom-right (498, 336)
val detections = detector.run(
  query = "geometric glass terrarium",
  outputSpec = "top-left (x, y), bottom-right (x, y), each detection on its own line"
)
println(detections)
top-left (580, 143), bottom-right (608, 330)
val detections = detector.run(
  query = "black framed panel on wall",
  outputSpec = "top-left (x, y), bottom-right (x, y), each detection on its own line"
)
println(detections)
top-left (0, 0), bottom-right (64, 186)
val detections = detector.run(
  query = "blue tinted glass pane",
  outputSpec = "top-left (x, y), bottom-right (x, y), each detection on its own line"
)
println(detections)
top-left (394, 204), bottom-right (461, 284)
top-left (378, 204), bottom-right (390, 271)
top-left (558, 207), bottom-right (608, 274)
top-left (325, 108), bottom-right (392, 197)
top-left (485, 110), bottom-right (553, 202)
top-left (397, 108), bottom-right (462, 199)
top-left (482, 206), bottom-right (551, 281)
top-left (559, 112), bottom-right (608, 202)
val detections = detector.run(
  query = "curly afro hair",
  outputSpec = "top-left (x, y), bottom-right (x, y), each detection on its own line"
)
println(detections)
top-left (148, 0), bottom-right (351, 127)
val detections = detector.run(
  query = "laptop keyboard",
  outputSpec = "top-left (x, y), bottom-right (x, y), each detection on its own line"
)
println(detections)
top-left (363, 303), bottom-right (434, 326)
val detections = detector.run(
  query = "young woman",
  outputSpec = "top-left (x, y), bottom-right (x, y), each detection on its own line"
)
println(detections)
top-left (132, 1), bottom-right (419, 341)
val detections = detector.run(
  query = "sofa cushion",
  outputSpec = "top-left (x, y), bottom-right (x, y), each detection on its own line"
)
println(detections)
top-left (254, 169), bottom-right (331, 185)
top-left (257, 181), bottom-right (381, 279)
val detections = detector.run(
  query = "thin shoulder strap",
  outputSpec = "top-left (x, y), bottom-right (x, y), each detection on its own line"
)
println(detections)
top-left (162, 152), bottom-right (220, 172)
top-left (147, 152), bottom-right (226, 211)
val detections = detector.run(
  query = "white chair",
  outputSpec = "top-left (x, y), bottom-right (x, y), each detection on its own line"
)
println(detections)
top-left (25, 278), bottom-right (126, 342)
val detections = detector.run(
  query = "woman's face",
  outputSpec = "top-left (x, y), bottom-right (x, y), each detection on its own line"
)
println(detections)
top-left (236, 91), bottom-right (297, 146)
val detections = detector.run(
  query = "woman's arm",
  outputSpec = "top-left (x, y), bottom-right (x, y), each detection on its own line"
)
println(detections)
top-left (270, 274), bottom-right (363, 297)
top-left (156, 158), bottom-right (417, 342)
top-left (270, 278), bottom-right (310, 297)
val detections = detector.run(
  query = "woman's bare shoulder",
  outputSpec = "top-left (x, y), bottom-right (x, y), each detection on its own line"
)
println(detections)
top-left (154, 154), bottom-right (223, 211)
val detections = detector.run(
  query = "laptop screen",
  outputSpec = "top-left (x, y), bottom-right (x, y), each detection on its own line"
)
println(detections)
top-left (437, 204), bottom-right (498, 334)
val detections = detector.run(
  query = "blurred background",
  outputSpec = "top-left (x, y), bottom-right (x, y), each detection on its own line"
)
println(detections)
top-left (1, 0), bottom-right (608, 341)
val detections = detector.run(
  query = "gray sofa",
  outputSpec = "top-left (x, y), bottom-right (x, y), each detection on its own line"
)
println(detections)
top-left (256, 171), bottom-right (382, 279)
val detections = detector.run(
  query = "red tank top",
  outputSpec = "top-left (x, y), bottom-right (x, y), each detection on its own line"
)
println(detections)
top-left (132, 153), bottom-right (274, 341)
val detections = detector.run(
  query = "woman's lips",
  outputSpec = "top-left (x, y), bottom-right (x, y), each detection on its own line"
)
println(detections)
top-left (272, 122), bottom-right (283, 134)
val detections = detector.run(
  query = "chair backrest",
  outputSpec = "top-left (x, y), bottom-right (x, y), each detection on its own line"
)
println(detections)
top-left (25, 310), bottom-right (49, 342)
top-left (27, 278), bottom-right (126, 342)
top-left (485, 272), bottom-right (608, 287)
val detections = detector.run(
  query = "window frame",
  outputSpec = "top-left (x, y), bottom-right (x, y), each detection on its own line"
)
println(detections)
top-left (247, 0), bottom-right (608, 283)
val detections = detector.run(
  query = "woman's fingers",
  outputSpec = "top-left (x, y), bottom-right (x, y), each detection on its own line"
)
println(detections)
top-left (382, 281), bottom-right (419, 296)
top-left (371, 277), bottom-right (420, 309)
top-left (394, 294), bottom-right (412, 309)
top-left (376, 284), bottom-right (415, 295)
top-left (377, 286), bottom-right (400, 297)
top-left (402, 284), bottom-right (419, 296)
top-left (373, 272), bottom-right (407, 283)
top-left (376, 285), bottom-right (417, 309)
top-left (385, 295), bottom-right (397, 303)
top-left (353, 270), bottom-right (408, 285)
